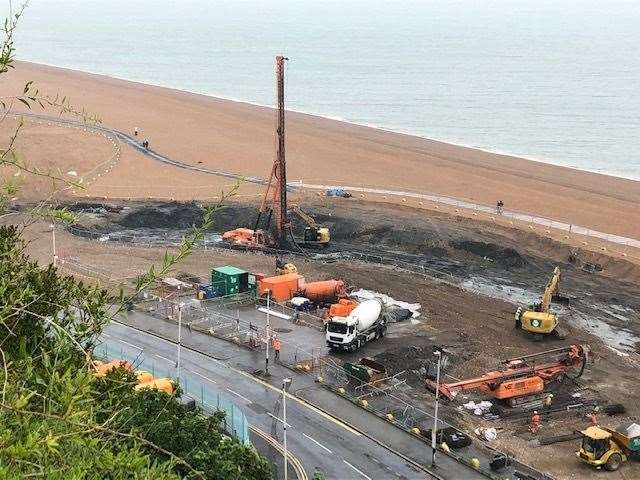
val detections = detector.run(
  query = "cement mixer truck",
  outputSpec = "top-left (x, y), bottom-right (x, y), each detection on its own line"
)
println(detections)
top-left (326, 299), bottom-right (386, 351)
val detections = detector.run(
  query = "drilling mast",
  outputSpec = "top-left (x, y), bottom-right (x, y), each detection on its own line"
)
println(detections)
top-left (274, 55), bottom-right (289, 244)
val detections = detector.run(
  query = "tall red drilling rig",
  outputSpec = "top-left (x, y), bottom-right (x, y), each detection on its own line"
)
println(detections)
top-left (223, 56), bottom-right (290, 248)
top-left (223, 56), bottom-right (330, 249)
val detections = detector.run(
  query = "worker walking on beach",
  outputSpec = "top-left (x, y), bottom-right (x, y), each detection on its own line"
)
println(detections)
top-left (134, 127), bottom-right (139, 137)
top-left (531, 411), bottom-right (541, 434)
top-left (496, 200), bottom-right (504, 215)
top-left (272, 336), bottom-right (281, 361)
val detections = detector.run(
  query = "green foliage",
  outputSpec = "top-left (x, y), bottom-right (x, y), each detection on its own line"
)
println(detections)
top-left (0, 224), bottom-right (108, 358)
top-left (0, 224), bottom-right (270, 479)
top-left (0, 7), bottom-right (266, 480)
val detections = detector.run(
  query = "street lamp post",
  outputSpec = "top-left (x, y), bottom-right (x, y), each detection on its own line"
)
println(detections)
top-left (282, 377), bottom-right (292, 480)
top-left (265, 289), bottom-right (271, 376)
top-left (431, 349), bottom-right (442, 467)
top-left (176, 302), bottom-right (184, 379)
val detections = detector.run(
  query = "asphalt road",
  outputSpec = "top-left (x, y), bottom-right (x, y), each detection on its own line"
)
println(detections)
top-left (102, 312), bottom-right (486, 480)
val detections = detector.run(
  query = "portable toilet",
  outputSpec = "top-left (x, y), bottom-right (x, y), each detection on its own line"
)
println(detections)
top-left (212, 266), bottom-right (255, 296)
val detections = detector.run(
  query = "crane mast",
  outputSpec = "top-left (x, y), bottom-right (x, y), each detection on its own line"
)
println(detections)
top-left (274, 55), bottom-right (289, 244)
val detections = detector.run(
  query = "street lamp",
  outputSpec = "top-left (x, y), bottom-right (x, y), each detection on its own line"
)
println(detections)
top-left (265, 289), bottom-right (271, 376)
top-left (282, 377), bottom-right (292, 480)
top-left (431, 349), bottom-right (442, 467)
top-left (176, 302), bottom-right (184, 379)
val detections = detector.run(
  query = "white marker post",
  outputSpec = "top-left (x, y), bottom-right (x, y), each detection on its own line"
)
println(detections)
top-left (51, 223), bottom-right (58, 267)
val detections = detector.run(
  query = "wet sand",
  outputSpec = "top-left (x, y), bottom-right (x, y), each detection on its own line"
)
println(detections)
top-left (3, 60), bottom-right (640, 239)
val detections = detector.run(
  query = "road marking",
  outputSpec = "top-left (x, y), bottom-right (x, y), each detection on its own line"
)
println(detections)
top-left (191, 370), bottom-right (217, 384)
top-left (119, 339), bottom-right (142, 350)
top-left (154, 353), bottom-right (174, 364)
top-left (237, 370), bottom-right (362, 436)
top-left (343, 460), bottom-right (372, 480)
top-left (226, 388), bottom-right (252, 403)
top-left (302, 433), bottom-right (332, 454)
top-left (267, 412), bottom-right (294, 429)
top-left (102, 333), bottom-right (110, 338)
top-left (111, 320), bottom-right (361, 435)
top-left (250, 426), bottom-right (308, 480)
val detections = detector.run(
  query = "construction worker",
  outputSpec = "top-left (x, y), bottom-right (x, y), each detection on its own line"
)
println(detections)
top-left (587, 407), bottom-right (599, 426)
top-left (134, 127), bottom-right (139, 137)
top-left (543, 393), bottom-right (554, 409)
top-left (531, 411), bottom-right (541, 434)
top-left (272, 336), bottom-right (281, 361)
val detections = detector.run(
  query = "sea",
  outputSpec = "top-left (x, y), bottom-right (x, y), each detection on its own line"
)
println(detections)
top-left (10, 0), bottom-right (640, 180)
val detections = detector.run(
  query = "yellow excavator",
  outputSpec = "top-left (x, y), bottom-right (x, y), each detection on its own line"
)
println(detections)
top-left (515, 266), bottom-right (570, 339)
top-left (289, 204), bottom-right (330, 247)
top-left (275, 257), bottom-right (298, 275)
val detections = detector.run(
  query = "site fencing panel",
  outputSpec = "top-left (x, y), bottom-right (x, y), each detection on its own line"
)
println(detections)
top-left (96, 340), bottom-right (250, 444)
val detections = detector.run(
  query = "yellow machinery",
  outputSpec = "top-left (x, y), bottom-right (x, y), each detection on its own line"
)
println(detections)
top-left (290, 205), bottom-right (330, 247)
top-left (515, 266), bottom-right (569, 339)
top-left (577, 424), bottom-right (640, 471)
top-left (275, 257), bottom-right (298, 275)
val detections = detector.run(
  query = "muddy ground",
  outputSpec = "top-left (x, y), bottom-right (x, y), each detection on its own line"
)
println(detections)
top-left (18, 197), bottom-right (640, 479)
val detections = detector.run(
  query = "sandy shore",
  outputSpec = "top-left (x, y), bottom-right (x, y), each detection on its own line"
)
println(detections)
top-left (3, 60), bottom-right (640, 239)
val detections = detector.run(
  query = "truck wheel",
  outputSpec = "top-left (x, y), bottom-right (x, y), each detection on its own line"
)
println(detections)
top-left (604, 453), bottom-right (622, 471)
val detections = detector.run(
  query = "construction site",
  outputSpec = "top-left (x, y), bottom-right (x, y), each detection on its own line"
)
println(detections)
top-left (5, 56), bottom-right (640, 480)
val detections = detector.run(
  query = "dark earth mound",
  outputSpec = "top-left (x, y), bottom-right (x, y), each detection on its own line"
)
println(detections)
top-left (450, 240), bottom-right (528, 268)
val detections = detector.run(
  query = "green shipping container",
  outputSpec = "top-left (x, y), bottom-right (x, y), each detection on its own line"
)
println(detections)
top-left (212, 266), bottom-right (256, 296)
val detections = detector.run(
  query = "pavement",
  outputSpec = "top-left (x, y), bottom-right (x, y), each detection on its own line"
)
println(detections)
top-left (104, 309), bottom-right (488, 480)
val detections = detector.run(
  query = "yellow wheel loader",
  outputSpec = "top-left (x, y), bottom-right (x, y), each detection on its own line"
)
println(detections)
top-left (577, 423), bottom-right (640, 471)
top-left (515, 266), bottom-right (570, 339)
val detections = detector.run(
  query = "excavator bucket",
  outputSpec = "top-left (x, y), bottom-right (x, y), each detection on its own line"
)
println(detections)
top-left (551, 294), bottom-right (571, 306)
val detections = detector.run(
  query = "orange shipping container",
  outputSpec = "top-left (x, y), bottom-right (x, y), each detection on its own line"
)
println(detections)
top-left (258, 273), bottom-right (304, 302)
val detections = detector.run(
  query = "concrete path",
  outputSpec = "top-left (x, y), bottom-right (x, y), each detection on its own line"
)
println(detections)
top-left (16, 111), bottom-right (640, 249)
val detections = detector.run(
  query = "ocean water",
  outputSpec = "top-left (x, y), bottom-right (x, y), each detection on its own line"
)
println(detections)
top-left (9, 0), bottom-right (640, 180)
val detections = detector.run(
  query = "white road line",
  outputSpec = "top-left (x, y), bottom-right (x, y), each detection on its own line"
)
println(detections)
top-left (267, 412), bottom-right (294, 429)
top-left (302, 433), bottom-right (332, 454)
top-left (119, 339), bottom-right (143, 350)
top-left (191, 370), bottom-right (217, 384)
top-left (154, 353), bottom-right (174, 364)
top-left (343, 460), bottom-right (372, 480)
top-left (102, 333), bottom-right (110, 338)
top-left (226, 388), bottom-right (252, 403)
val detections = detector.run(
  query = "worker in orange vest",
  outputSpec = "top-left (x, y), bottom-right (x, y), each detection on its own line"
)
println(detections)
top-left (531, 411), bottom-right (541, 434)
top-left (272, 336), bottom-right (281, 361)
top-left (587, 407), bottom-right (599, 426)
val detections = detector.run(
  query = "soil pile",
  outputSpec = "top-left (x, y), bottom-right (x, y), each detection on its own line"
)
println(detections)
top-left (450, 240), bottom-right (528, 268)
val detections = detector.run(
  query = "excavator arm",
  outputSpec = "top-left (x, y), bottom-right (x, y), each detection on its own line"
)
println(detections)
top-left (540, 266), bottom-right (561, 313)
top-left (290, 204), bottom-right (318, 229)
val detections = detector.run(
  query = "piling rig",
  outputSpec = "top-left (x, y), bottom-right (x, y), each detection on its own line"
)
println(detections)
top-left (426, 344), bottom-right (589, 406)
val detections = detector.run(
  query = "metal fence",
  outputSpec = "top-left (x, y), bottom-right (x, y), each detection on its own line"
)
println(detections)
top-left (96, 340), bottom-right (250, 444)
top-left (298, 179), bottom-right (640, 252)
